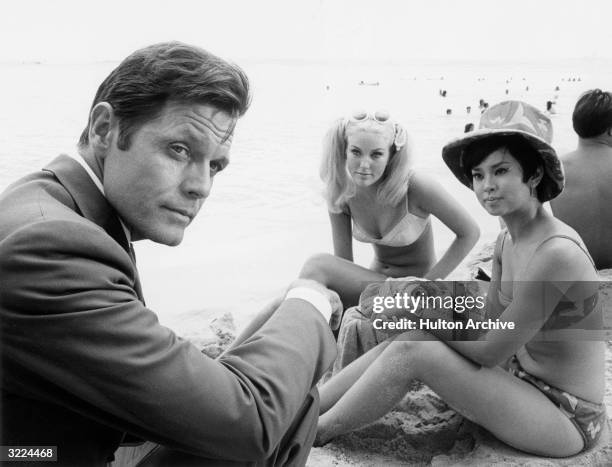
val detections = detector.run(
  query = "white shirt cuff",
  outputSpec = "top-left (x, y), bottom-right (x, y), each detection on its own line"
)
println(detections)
top-left (285, 287), bottom-right (332, 323)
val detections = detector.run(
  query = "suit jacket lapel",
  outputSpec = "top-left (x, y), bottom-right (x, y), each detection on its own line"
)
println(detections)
top-left (43, 154), bottom-right (145, 303)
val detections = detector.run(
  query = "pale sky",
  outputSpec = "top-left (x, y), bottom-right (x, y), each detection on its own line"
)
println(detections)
top-left (1, 0), bottom-right (611, 63)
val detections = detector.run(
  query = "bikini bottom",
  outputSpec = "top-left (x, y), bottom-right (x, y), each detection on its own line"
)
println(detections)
top-left (508, 355), bottom-right (606, 451)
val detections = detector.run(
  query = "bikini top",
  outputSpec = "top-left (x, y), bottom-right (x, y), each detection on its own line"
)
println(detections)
top-left (494, 230), bottom-right (599, 330)
top-left (348, 194), bottom-right (430, 247)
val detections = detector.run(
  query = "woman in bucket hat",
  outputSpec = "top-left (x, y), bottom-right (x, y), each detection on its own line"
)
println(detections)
top-left (443, 100), bottom-right (564, 202)
top-left (315, 101), bottom-right (605, 456)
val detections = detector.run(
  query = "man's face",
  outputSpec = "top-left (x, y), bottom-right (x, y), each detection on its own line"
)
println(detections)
top-left (102, 102), bottom-right (234, 246)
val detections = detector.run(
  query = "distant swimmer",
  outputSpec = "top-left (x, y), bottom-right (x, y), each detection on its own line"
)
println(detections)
top-left (466, 106), bottom-right (472, 114)
top-left (546, 100), bottom-right (556, 115)
top-left (464, 122), bottom-right (475, 132)
top-left (446, 108), bottom-right (452, 115)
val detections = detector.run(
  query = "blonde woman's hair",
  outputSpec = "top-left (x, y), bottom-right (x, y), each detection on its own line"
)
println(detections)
top-left (320, 118), bottom-right (413, 213)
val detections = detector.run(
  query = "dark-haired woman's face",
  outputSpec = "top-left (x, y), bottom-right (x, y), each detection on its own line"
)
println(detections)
top-left (470, 148), bottom-right (532, 216)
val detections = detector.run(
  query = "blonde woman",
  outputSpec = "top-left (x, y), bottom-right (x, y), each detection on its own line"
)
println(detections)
top-left (301, 111), bottom-right (479, 310)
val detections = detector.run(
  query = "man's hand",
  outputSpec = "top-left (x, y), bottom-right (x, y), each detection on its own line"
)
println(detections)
top-left (285, 279), bottom-right (343, 330)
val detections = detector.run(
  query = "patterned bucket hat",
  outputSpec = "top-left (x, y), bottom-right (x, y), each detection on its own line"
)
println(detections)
top-left (442, 100), bottom-right (564, 201)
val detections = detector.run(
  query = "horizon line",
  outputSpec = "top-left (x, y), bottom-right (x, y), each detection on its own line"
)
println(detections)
top-left (2, 56), bottom-right (611, 67)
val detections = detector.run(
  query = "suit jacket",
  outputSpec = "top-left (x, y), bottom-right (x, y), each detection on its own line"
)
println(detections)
top-left (0, 155), bottom-right (337, 466)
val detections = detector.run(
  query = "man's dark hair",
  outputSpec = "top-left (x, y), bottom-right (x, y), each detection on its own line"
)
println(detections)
top-left (78, 42), bottom-right (251, 150)
top-left (460, 134), bottom-right (545, 201)
top-left (572, 89), bottom-right (612, 138)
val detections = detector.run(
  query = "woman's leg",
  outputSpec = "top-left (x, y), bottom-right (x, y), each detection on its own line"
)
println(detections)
top-left (319, 338), bottom-right (394, 414)
top-left (300, 253), bottom-right (387, 308)
top-left (229, 253), bottom-right (385, 354)
top-left (369, 257), bottom-right (431, 279)
top-left (317, 331), bottom-right (584, 457)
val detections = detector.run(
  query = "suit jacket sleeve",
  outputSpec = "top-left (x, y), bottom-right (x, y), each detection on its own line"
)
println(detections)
top-left (0, 218), bottom-right (337, 461)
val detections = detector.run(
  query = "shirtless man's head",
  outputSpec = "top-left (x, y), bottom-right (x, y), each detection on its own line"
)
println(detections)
top-left (572, 89), bottom-right (612, 141)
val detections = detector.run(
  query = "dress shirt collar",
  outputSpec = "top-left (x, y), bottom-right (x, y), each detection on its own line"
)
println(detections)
top-left (70, 153), bottom-right (131, 243)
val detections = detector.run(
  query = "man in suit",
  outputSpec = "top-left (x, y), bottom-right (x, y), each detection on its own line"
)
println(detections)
top-left (0, 42), bottom-right (339, 466)
top-left (551, 89), bottom-right (612, 269)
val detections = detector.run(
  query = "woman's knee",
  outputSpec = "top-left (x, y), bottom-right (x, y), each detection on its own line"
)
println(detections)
top-left (385, 331), bottom-right (445, 369)
top-left (391, 329), bottom-right (438, 345)
top-left (299, 253), bottom-right (338, 284)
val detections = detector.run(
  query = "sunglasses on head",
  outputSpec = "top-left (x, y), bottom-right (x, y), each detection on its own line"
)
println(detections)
top-left (349, 110), bottom-right (391, 123)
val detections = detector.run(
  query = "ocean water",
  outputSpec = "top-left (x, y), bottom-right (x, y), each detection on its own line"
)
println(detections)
top-left (2, 58), bottom-right (611, 328)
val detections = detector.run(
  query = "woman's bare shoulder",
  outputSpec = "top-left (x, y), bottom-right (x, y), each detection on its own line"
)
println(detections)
top-left (407, 169), bottom-right (435, 193)
top-left (528, 232), bottom-right (597, 281)
top-left (406, 170), bottom-right (450, 209)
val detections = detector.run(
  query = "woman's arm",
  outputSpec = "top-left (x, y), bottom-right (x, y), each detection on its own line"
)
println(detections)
top-left (484, 230), bottom-right (506, 320)
top-left (329, 211), bottom-right (354, 261)
top-left (489, 230), bottom-right (504, 285)
top-left (410, 172), bottom-right (480, 279)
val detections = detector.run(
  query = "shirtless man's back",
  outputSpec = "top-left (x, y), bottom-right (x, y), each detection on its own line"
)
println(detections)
top-left (551, 89), bottom-right (612, 269)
